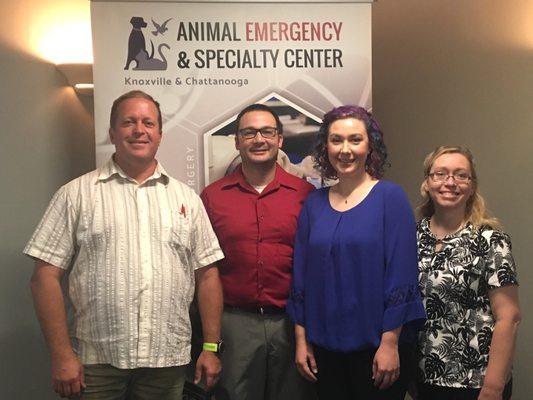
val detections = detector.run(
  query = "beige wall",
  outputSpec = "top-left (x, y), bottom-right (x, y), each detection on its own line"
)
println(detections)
top-left (0, 0), bottom-right (531, 398)
top-left (0, 1), bottom-right (94, 398)
top-left (373, 1), bottom-right (533, 398)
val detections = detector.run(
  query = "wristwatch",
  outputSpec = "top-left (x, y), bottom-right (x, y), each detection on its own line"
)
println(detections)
top-left (203, 339), bottom-right (224, 355)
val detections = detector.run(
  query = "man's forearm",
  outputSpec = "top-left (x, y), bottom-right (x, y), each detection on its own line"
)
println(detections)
top-left (30, 263), bottom-right (74, 359)
top-left (196, 265), bottom-right (223, 342)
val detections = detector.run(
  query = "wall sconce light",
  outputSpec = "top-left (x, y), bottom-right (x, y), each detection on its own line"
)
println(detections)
top-left (56, 63), bottom-right (93, 96)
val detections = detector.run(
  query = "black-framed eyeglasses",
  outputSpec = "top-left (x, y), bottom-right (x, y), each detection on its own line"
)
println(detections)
top-left (428, 171), bottom-right (472, 183)
top-left (237, 127), bottom-right (278, 139)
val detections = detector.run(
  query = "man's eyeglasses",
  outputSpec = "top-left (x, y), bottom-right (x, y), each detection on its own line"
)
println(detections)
top-left (428, 171), bottom-right (472, 183)
top-left (237, 127), bottom-right (278, 139)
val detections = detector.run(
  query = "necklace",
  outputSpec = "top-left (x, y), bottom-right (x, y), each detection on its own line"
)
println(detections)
top-left (338, 188), bottom-right (355, 204)
top-left (333, 176), bottom-right (375, 206)
top-left (335, 187), bottom-right (353, 204)
top-left (334, 182), bottom-right (364, 205)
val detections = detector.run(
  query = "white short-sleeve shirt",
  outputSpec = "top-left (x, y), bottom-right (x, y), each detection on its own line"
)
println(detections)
top-left (24, 159), bottom-right (224, 368)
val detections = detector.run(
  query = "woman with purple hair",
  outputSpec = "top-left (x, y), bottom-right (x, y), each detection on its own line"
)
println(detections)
top-left (286, 106), bottom-right (425, 399)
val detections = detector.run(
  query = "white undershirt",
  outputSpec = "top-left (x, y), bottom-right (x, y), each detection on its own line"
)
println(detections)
top-left (252, 184), bottom-right (267, 193)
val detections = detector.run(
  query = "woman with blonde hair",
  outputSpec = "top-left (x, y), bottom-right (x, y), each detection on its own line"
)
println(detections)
top-left (416, 145), bottom-right (520, 400)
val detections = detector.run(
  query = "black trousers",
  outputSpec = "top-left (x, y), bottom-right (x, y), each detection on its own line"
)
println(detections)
top-left (313, 344), bottom-right (415, 400)
top-left (417, 380), bottom-right (512, 400)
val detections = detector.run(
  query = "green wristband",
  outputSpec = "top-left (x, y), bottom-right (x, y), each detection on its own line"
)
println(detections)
top-left (203, 342), bottom-right (218, 352)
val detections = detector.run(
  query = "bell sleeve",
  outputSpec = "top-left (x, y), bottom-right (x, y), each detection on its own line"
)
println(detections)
top-left (382, 185), bottom-right (426, 333)
top-left (286, 199), bottom-right (311, 326)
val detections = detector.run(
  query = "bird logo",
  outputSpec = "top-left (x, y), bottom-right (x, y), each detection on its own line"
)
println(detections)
top-left (152, 18), bottom-right (172, 36)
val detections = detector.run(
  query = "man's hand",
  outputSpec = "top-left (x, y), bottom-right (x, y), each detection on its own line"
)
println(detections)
top-left (372, 340), bottom-right (400, 390)
top-left (51, 352), bottom-right (85, 398)
top-left (295, 337), bottom-right (317, 382)
top-left (194, 350), bottom-right (221, 390)
top-left (31, 261), bottom-right (85, 398)
top-left (194, 264), bottom-right (223, 390)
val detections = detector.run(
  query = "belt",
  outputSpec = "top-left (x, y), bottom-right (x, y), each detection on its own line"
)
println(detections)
top-left (224, 305), bottom-right (286, 315)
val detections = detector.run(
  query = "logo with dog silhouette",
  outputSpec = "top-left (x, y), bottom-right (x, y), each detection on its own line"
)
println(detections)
top-left (125, 16), bottom-right (172, 71)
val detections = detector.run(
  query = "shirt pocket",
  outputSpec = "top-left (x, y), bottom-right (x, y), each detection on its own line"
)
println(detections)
top-left (161, 208), bottom-right (191, 251)
top-left (271, 210), bottom-right (298, 245)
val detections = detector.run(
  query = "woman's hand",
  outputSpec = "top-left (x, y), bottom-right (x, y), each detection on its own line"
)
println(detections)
top-left (478, 385), bottom-right (503, 400)
top-left (294, 324), bottom-right (318, 382)
top-left (373, 329), bottom-right (401, 390)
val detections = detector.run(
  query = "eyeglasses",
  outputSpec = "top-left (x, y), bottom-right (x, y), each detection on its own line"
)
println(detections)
top-left (237, 127), bottom-right (278, 139)
top-left (428, 171), bottom-right (472, 183)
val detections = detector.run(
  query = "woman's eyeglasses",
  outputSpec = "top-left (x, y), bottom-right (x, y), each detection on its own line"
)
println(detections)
top-left (428, 171), bottom-right (472, 183)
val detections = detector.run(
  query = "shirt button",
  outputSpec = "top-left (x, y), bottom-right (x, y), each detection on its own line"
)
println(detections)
top-left (258, 261), bottom-right (264, 266)
top-left (258, 237), bottom-right (262, 242)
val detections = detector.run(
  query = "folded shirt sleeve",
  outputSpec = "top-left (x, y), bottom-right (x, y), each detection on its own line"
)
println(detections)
top-left (482, 228), bottom-right (519, 289)
top-left (23, 185), bottom-right (77, 269)
top-left (190, 192), bottom-right (225, 269)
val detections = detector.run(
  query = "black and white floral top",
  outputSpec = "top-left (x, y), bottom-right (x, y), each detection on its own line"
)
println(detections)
top-left (417, 218), bottom-right (518, 388)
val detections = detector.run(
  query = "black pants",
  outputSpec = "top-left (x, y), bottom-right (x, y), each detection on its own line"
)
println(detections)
top-left (417, 380), bottom-right (512, 400)
top-left (313, 344), bottom-right (415, 400)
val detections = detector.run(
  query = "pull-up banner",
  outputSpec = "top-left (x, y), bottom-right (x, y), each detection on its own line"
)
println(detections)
top-left (91, 0), bottom-right (373, 191)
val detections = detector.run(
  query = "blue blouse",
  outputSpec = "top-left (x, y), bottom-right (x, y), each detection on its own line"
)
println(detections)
top-left (287, 180), bottom-right (426, 352)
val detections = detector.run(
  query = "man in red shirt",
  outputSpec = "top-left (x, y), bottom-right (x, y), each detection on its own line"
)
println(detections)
top-left (201, 104), bottom-right (315, 400)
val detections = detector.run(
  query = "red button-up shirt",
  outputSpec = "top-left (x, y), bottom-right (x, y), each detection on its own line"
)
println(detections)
top-left (201, 165), bottom-right (314, 308)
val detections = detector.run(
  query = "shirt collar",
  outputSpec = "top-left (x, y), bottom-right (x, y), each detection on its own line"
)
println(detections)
top-left (221, 163), bottom-right (299, 193)
top-left (97, 157), bottom-right (170, 185)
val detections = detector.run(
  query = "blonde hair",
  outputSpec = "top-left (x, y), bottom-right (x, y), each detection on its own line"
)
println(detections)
top-left (418, 145), bottom-right (500, 229)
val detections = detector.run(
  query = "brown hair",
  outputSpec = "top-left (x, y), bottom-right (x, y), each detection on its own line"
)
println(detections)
top-left (109, 90), bottom-right (162, 130)
top-left (313, 105), bottom-right (388, 180)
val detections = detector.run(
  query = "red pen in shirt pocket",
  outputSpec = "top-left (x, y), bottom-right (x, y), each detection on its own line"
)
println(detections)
top-left (179, 204), bottom-right (187, 218)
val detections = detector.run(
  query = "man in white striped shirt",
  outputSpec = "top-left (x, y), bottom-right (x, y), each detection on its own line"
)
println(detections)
top-left (25, 90), bottom-right (224, 399)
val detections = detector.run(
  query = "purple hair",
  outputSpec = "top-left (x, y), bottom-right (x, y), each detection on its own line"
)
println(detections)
top-left (313, 105), bottom-right (389, 179)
